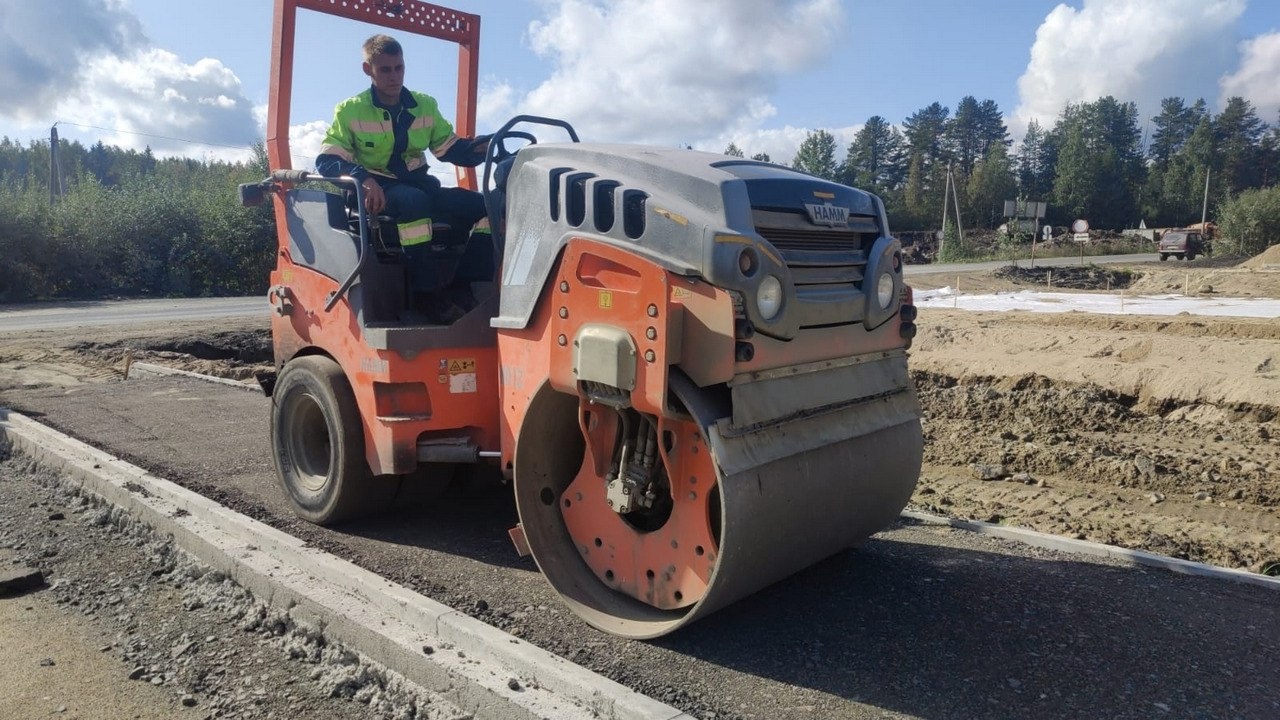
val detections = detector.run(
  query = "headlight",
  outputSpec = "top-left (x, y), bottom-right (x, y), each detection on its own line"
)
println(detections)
top-left (877, 272), bottom-right (895, 309)
top-left (757, 275), bottom-right (783, 320)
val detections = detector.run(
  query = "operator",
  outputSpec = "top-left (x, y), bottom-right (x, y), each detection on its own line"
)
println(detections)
top-left (316, 33), bottom-right (492, 324)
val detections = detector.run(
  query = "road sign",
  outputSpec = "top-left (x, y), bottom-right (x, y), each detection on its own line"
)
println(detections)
top-left (1042, 225), bottom-right (1052, 240)
top-left (1073, 232), bottom-right (1090, 242)
top-left (1071, 219), bottom-right (1089, 233)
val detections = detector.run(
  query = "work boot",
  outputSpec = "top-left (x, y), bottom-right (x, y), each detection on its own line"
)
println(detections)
top-left (444, 282), bottom-right (478, 311)
top-left (412, 292), bottom-right (466, 325)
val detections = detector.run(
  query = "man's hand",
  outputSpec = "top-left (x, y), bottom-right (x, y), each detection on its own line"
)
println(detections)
top-left (361, 177), bottom-right (386, 215)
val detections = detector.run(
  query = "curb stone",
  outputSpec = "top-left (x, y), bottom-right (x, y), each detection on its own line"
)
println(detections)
top-left (0, 407), bottom-right (694, 720)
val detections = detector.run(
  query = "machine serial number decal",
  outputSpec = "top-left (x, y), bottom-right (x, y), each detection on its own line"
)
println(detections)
top-left (449, 373), bottom-right (477, 393)
top-left (598, 290), bottom-right (614, 309)
top-left (360, 357), bottom-right (389, 375)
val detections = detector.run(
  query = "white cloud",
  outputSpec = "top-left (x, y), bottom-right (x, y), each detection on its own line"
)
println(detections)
top-left (507, 0), bottom-right (844, 149)
top-left (288, 120), bottom-right (331, 170)
top-left (67, 48), bottom-right (259, 157)
top-left (0, 0), bottom-right (259, 160)
top-left (1013, 0), bottom-right (1244, 132)
top-left (1220, 31), bottom-right (1280, 123)
top-left (0, 0), bottom-right (144, 121)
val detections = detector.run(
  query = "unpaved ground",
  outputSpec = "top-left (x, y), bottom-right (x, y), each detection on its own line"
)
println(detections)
top-left (0, 455), bottom-right (463, 720)
top-left (1, 255), bottom-right (1278, 579)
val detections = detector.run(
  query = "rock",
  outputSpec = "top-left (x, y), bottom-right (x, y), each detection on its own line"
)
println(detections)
top-left (39, 657), bottom-right (56, 667)
top-left (172, 641), bottom-right (195, 659)
top-left (1012, 472), bottom-right (1034, 484)
top-left (48, 511), bottom-right (65, 521)
top-left (0, 566), bottom-right (46, 595)
top-left (128, 666), bottom-right (147, 680)
top-left (181, 695), bottom-right (198, 707)
top-left (1229, 488), bottom-right (1245, 500)
top-left (421, 645), bottom-right (434, 655)
top-left (1148, 492), bottom-right (1166, 505)
top-left (507, 678), bottom-right (522, 691)
top-left (972, 463), bottom-right (1007, 481)
top-left (1133, 455), bottom-right (1155, 476)
top-left (1197, 284), bottom-right (1213, 294)
top-left (1194, 491), bottom-right (1211, 501)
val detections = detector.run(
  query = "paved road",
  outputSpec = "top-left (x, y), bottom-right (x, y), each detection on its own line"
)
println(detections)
top-left (4, 375), bottom-right (1278, 720)
top-left (0, 297), bottom-right (268, 333)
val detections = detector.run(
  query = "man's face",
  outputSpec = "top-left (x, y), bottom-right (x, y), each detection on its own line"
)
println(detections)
top-left (364, 51), bottom-right (405, 101)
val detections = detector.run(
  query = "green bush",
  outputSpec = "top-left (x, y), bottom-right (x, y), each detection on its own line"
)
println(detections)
top-left (0, 148), bottom-right (276, 302)
top-left (1217, 185), bottom-right (1280, 257)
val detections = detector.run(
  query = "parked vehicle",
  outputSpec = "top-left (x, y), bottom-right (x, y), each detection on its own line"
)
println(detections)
top-left (1158, 230), bottom-right (1208, 261)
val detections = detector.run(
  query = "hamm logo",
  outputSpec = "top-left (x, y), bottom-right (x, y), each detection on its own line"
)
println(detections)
top-left (804, 203), bottom-right (850, 227)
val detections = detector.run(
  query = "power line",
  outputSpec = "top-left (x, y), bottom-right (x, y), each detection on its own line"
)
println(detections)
top-left (54, 120), bottom-right (254, 152)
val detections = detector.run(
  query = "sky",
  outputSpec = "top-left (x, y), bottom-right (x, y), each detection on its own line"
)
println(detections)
top-left (2, 0), bottom-right (1279, 172)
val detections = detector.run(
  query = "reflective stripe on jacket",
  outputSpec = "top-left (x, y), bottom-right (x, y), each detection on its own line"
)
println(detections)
top-left (318, 87), bottom-right (459, 179)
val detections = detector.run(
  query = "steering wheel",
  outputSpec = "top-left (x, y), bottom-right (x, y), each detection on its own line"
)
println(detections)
top-left (488, 130), bottom-right (537, 166)
top-left (480, 116), bottom-right (581, 247)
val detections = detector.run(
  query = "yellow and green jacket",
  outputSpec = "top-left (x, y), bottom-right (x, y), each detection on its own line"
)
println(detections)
top-left (315, 86), bottom-right (484, 182)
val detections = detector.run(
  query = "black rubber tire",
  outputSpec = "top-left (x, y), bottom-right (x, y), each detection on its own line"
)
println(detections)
top-left (1186, 253), bottom-right (1196, 261)
top-left (1160, 254), bottom-right (1168, 261)
top-left (1175, 253), bottom-right (1184, 260)
top-left (271, 355), bottom-right (397, 525)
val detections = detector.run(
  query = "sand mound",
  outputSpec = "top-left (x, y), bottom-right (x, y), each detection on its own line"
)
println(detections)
top-left (1238, 243), bottom-right (1280, 269)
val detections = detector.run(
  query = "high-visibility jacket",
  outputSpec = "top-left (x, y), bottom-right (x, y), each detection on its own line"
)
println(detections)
top-left (317, 86), bottom-right (467, 181)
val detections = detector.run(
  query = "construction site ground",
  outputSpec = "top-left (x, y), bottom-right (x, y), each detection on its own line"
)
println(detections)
top-left (2, 244), bottom-right (1280, 712)
top-left (1, 253), bottom-right (1278, 578)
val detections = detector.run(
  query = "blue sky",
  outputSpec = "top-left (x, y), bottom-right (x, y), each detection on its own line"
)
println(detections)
top-left (2, 0), bottom-right (1278, 170)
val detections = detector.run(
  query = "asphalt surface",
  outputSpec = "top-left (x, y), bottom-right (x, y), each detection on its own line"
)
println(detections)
top-left (4, 374), bottom-right (1278, 720)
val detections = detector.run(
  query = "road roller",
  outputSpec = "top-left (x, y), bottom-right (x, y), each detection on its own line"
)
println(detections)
top-left (248, 0), bottom-right (922, 638)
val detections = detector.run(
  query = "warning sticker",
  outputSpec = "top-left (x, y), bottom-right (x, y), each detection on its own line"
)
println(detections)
top-left (598, 290), bottom-right (613, 309)
top-left (450, 373), bottom-right (477, 393)
top-left (671, 287), bottom-right (692, 301)
top-left (446, 358), bottom-right (476, 374)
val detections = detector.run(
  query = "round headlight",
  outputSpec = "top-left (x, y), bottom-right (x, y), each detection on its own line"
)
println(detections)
top-left (757, 275), bottom-right (783, 320)
top-left (877, 272), bottom-right (895, 309)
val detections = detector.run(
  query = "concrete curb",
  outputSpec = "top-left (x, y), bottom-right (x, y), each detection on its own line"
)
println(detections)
top-left (0, 409), bottom-right (693, 720)
top-left (126, 361), bottom-right (261, 392)
top-left (901, 509), bottom-right (1280, 591)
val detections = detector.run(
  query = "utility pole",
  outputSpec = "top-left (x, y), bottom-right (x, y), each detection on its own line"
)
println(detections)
top-left (939, 163), bottom-right (951, 258)
top-left (1200, 166), bottom-right (1211, 229)
top-left (49, 123), bottom-right (59, 206)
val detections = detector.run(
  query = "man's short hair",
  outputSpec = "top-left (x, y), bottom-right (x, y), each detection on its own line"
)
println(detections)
top-left (363, 34), bottom-right (403, 61)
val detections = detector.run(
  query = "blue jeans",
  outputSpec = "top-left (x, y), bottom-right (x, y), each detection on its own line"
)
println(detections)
top-left (373, 177), bottom-right (489, 294)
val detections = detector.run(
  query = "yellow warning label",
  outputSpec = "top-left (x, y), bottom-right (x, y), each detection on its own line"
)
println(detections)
top-left (447, 358), bottom-right (476, 374)
top-left (671, 287), bottom-right (692, 301)
top-left (598, 290), bottom-right (613, 309)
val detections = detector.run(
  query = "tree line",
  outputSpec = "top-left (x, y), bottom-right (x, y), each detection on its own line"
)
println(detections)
top-left (0, 137), bottom-right (274, 302)
top-left (732, 95), bottom-right (1280, 241)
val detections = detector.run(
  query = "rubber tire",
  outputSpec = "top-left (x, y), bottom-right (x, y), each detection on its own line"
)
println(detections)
top-left (1175, 253), bottom-right (1184, 260)
top-left (1186, 252), bottom-right (1196, 261)
top-left (1160, 253), bottom-right (1168, 261)
top-left (271, 355), bottom-right (397, 525)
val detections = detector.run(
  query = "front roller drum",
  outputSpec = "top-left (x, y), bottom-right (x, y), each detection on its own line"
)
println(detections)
top-left (513, 384), bottom-right (923, 638)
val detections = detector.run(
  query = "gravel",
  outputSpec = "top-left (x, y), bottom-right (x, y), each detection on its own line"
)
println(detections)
top-left (0, 452), bottom-right (468, 720)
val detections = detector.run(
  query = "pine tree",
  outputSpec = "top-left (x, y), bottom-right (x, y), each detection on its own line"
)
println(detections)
top-left (839, 116), bottom-right (905, 192)
top-left (723, 142), bottom-right (744, 158)
top-left (791, 129), bottom-right (839, 181)
top-left (1215, 96), bottom-right (1266, 195)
